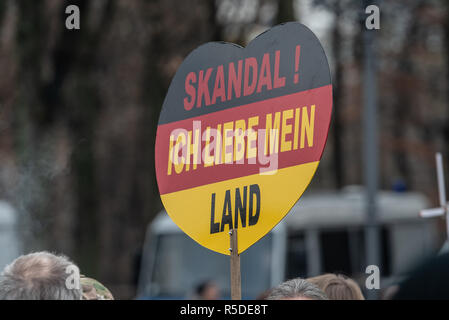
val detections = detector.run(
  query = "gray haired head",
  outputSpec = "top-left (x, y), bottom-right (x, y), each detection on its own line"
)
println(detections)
top-left (0, 251), bottom-right (82, 300)
top-left (266, 278), bottom-right (328, 300)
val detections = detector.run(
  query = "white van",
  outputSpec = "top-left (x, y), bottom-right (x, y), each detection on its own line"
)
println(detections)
top-left (0, 201), bottom-right (20, 270)
top-left (137, 186), bottom-right (440, 299)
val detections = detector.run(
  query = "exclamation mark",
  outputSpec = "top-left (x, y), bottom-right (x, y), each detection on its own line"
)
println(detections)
top-left (294, 45), bottom-right (301, 84)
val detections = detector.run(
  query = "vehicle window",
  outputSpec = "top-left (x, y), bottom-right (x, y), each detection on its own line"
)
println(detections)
top-left (286, 227), bottom-right (391, 279)
top-left (286, 232), bottom-right (307, 279)
top-left (320, 227), bottom-right (391, 276)
top-left (147, 232), bottom-right (273, 299)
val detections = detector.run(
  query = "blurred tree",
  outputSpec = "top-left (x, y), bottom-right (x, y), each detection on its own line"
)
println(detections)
top-left (276, 0), bottom-right (294, 23)
top-left (442, 0), bottom-right (449, 171)
top-left (1, 0), bottom-right (220, 298)
top-left (312, 0), bottom-right (357, 189)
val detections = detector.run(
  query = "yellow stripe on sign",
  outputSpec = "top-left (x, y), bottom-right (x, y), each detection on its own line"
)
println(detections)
top-left (161, 161), bottom-right (319, 255)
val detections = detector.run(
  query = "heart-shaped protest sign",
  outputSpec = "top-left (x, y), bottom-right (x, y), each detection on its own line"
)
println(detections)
top-left (155, 22), bottom-right (332, 255)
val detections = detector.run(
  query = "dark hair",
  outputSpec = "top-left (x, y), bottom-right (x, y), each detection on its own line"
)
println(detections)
top-left (195, 280), bottom-right (214, 296)
top-left (394, 252), bottom-right (449, 300)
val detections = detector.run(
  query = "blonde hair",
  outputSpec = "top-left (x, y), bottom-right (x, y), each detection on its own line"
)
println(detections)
top-left (307, 274), bottom-right (365, 300)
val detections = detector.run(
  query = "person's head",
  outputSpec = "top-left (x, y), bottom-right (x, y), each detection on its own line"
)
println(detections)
top-left (266, 278), bottom-right (328, 300)
top-left (307, 273), bottom-right (365, 300)
top-left (0, 251), bottom-right (82, 300)
top-left (394, 252), bottom-right (449, 299)
top-left (195, 280), bottom-right (220, 300)
top-left (80, 276), bottom-right (114, 300)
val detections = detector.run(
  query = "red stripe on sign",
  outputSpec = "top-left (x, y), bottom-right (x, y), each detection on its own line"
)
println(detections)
top-left (155, 84), bottom-right (332, 195)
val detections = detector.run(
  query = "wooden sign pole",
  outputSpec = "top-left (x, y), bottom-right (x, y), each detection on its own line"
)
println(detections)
top-left (230, 229), bottom-right (241, 300)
